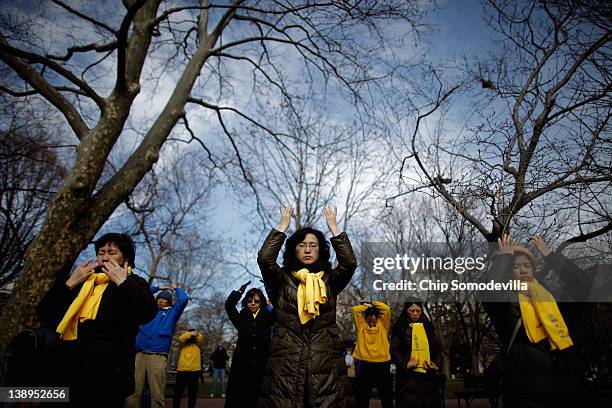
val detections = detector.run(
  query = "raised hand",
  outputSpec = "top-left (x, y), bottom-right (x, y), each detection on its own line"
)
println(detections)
top-left (530, 235), bottom-right (552, 257)
top-left (239, 281), bottom-right (251, 293)
top-left (66, 259), bottom-right (98, 289)
top-left (277, 205), bottom-right (293, 233)
top-left (323, 207), bottom-right (340, 237)
top-left (497, 234), bottom-right (517, 256)
top-left (103, 259), bottom-right (129, 286)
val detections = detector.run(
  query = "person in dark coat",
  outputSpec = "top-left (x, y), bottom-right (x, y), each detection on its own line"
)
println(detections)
top-left (210, 344), bottom-right (229, 398)
top-left (390, 300), bottom-right (443, 408)
top-left (225, 284), bottom-right (275, 407)
top-left (483, 234), bottom-right (589, 408)
top-left (257, 205), bottom-right (357, 408)
top-left (37, 232), bottom-right (157, 408)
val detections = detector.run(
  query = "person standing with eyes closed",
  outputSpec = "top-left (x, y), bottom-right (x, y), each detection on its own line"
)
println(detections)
top-left (257, 205), bottom-right (358, 408)
top-left (37, 233), bottom-right (157, 408)
top-left (224, 283), bottom-right (275, 407)
top-left (390, 299), bottom-right (443, 408)
top-left (483, 234), bottom-right (589, 408)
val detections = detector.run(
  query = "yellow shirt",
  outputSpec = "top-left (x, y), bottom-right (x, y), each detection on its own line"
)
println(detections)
top-left (352, 301), bottom-right (391, 363)
top-left (177, 331), bottom-right (204, 371)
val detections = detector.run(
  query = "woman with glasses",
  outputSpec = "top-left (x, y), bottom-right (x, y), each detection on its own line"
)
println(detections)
top-left (225, 283), bottom-right (274, 407)
top-left (257, 206), bottom-right (358, 408)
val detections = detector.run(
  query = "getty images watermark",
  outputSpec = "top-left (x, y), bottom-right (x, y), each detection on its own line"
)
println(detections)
top-left (371, 252), bottom-right (525, 293)
top-left (359, 242), bottom-right (611, 302)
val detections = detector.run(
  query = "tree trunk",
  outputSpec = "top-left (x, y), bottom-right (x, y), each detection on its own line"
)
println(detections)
top-left (471, 346), bottom-right (481, 374)
top-left (0, 191), bottom-right (117, 382)
top-left (442, 350), bottom-right (451, 378)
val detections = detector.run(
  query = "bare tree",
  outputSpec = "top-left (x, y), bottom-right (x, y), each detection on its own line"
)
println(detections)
top-left (0, 0), bottom-right (428, 360)
top-left (388, 0), bottom-right (611, 245)
top-left (124, 147), bottom-right (218, 287)
top-left (237, 96), bottom-right (392, 233)
top-left (0, 104), bottom-right (66, 289)
top-left (375, 195), bottom-right (496, 375)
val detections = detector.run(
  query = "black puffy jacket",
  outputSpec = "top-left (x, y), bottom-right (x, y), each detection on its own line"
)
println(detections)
top-left (483, 252), bottom-right (591, 408)
top-left (225, 290), bottom-right (275, 408)
top-left (257, 229), bottom-right (357, 408)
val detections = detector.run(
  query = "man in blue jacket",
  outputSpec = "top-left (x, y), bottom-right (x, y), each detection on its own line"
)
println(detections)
top-left (125, 280), bottom-right (188, 408)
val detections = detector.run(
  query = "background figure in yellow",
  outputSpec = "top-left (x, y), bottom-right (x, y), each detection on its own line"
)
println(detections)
top-left (352, 301), bottom-right (393, 408)
top-left (173, 329), bottom-right (203, 408)
top-left (390, 300), bottom-right (443, 408)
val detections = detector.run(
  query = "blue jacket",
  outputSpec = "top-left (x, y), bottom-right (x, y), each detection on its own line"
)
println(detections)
top-left (135, 286), bottom-right (188, 353)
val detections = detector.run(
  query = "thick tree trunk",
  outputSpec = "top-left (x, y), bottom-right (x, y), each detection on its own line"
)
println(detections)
top-left (0, 1), bottom-right (225, 384)
top-left (0, 210), bottom-right (98, 382)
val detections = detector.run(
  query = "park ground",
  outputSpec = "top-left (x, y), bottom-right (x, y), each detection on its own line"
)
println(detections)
top-left (164, 377), bottom-right (493, 407)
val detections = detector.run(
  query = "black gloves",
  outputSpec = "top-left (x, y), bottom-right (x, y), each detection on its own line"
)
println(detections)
top-left (238, 281), bottom-right (251, 293)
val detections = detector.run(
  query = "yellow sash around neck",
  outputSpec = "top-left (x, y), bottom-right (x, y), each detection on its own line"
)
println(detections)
top-left (292, 268), bottom-right (327, 324)
top-left (518, 280), bottom-right (573, 351)
top-left (57, 267), bottom-right (132, 340)
top-left (409, 322), bottom-right (430, 373)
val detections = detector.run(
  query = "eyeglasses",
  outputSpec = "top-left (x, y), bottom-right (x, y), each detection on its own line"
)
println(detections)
top-left (247, 299), bottom-right (261, 304)
top-left (297, 243), bottom-right (319, 249)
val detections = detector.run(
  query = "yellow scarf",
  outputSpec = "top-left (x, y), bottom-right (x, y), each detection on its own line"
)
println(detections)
top-left (409, 322), bottom-right (430, 373)
top-left (518, 280), bottom-right (573, 351)
top-left (292, 269), bottom-right (327, 324)
top-left (56, 267), bottom-right (131, 340)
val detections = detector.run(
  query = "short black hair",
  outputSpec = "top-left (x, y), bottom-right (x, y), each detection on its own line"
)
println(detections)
top-left (241, 288), bottom-right (267, 309)
top-left (282, 227), bottom-right (331, 272)
top-left (95, 233), bottom-right (136, 268)
top-left (364, 306), bottom-right (381, 319)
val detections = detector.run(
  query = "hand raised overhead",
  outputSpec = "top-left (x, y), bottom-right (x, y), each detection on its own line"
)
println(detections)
top-left (530, 235), bottom-right (551, 257)
top-left (497, 234), bottom-right (517, 256)
top-left (277, 204), bottom-right (293, 233)
top-left (323, 207), bottom-right (340, 237)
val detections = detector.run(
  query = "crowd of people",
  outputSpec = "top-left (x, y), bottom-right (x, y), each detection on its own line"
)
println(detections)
top-left (12, 206), bottom-right (591, 408)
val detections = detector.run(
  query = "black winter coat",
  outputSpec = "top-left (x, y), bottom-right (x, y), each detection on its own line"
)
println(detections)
top-left (257, 229), bottom-right (358, 408)
top-left (390, 318), bottom-right (443, 408)
top-left (483, 252), bottom-right (590, 408)
top-left (225, 290), bottom-right (275, 408)
top-left (37, 273), bottom-right (157, 405)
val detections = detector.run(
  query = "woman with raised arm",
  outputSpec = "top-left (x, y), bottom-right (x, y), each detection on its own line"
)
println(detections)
top-left (483, 234), bottom-right (589, 408)
top-left (390, 299), bottom-right (443, 408)
top-left (351, 300), bottom-right (393, 408)
top-left (257, 206), bottom-right (358, 408)
top-left (224, 283), bottom-right (275, 407)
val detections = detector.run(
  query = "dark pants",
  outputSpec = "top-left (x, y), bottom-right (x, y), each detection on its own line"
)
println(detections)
top-left (356, 360), bottom-right (393, 408)
top-left (173, 371), bottom-right (201, 408)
